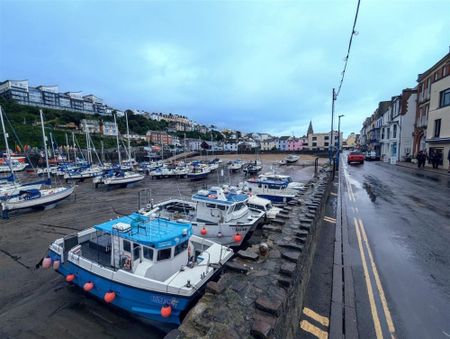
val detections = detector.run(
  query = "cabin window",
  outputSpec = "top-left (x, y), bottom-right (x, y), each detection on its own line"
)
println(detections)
top-left (123, 240), bottom-right (131, 252)
top-left (234, 203), bottom-right (245, 211)
top-left (157, 248), bottom-right (172, 261)
top-left (206, 203), bottom-right (217, 209)
top-left (133, 243), bottom-right (141, 261)
top-left (174, 241), bottom-right (188, 256)
top-left (266, 204), bottom-right (272, 210)
top-left (217, 205), bottom-right (226, 211)
top-left (143, 246), bottom-right (154, 261)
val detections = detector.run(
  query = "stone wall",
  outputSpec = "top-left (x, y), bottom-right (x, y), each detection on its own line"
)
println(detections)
top-left (167, 168), bottom-right (332, 339)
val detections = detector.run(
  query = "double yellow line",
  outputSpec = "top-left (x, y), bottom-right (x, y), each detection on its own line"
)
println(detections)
top-left (354, 217), bottom-right (396, 339)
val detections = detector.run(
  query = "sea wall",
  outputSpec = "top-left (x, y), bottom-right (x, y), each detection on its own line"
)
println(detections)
top-left (167, 168), bottom-right (333, 339)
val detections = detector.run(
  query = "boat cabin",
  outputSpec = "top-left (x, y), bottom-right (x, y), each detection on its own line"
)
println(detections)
top-left (71, 213), bottom-right (194, 281)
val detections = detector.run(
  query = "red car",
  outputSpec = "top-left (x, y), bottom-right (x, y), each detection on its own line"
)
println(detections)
top-left (347, 151), bottom-right (365, 164)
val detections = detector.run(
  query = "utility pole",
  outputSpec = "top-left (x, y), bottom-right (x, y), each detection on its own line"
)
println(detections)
top-left (337, 114), bottom-right (344, 170)
top-left (329, 88), bottom-right (336, 165)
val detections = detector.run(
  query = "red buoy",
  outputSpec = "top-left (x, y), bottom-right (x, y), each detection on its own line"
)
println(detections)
top-left (66, 274), bottom-right (75, 282)
top-left (233, 233), bottom-right (242, 243)
top-left (200, 227), bottom-right (207, 236)
top-left (42, 257), bottom-right (52, 269)
top-left (104, 291), bottom-right (116, 303)
top-left (161, 304), bottom-right (172, 318)
top-left (83, 281), bottom-right (94, 292)
top-left (52, 260), bottom-right (60, 270)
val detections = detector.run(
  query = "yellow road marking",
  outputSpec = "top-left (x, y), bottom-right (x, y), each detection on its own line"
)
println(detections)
top-left (300, 319), bottom-right (328, 339)
top-left (358, 218), bottom-right (396, 338)
top-left (303, 307), bottom-right (330, 327)
top-left (354, 217), bottom-right (383, 339)
top-left (323, 216), bottom-right (336, 223)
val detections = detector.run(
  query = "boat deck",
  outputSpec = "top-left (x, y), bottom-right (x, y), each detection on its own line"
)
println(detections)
top-left (80, 240), bottom-right (113, 268)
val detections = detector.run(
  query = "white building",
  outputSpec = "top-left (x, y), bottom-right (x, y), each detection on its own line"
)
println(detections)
top-left (261, 138), bottom-right (278, 151)
top-left (224, 142), bottom-right (238, 152)
top-left (102, 121), bottom-right (118, 136)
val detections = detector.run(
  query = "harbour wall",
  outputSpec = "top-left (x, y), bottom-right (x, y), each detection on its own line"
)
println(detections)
top-left (166, 167), bottom-right (333, 338)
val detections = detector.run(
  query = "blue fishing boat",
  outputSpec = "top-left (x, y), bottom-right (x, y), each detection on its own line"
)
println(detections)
top-left (43, 213), bottom-right (233, 326)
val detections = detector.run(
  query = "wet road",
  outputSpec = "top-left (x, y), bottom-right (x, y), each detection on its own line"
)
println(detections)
top-left (0, 161), bottom-right (315, 338)
top-left (341, 156), bottom-right (450, 338)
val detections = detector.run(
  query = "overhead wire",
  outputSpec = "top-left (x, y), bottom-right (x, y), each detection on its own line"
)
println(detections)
top-left (335, 0), bottom-right (361, 99)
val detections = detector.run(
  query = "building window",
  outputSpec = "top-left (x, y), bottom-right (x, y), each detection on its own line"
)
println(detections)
top-left (312, 136), bottom-right (317, 141)
top-left (434, 119), bottom-right (441, 138)
top-left (393, 125), bottom-right (397, 138)
top-left (324, 136), bottom-right (329, 140)
top-left (312, 142), bottom-right (317, 147)
top-left (324, 142), bottom-right (329, 146)
top-left (381, 128), bottom-right (385, 139)
top-left (439, 88), bottom-right (450, 108)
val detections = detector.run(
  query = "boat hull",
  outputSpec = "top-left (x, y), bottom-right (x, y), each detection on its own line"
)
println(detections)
top-left (1, 186), bottom-right (75, 214)
top-left (256, 194), bottom-right (295, 205)
top-left (47, 250), bottom-right (192, 326)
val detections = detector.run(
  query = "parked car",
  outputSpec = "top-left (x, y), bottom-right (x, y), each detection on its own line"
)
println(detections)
top-left (347, 151), bottom-right (365, 165)
top-left (365, 151), bottom-right (380, 161)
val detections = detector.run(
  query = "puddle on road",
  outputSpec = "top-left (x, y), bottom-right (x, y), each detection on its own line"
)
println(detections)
top-left (362, 174), bottom-right (395, 203)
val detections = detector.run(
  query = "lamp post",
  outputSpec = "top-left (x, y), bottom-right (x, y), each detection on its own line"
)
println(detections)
top-left (337, 114), bottom-right (344, 169)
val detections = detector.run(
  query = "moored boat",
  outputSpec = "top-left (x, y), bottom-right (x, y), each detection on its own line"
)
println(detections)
top-left (43, 213), bottom-right (233, 325)
top-left (142, 186), bottom-right (264, 246)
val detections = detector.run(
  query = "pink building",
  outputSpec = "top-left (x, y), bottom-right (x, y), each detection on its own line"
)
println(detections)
top-left (287, 137), bottom-right (303, 151)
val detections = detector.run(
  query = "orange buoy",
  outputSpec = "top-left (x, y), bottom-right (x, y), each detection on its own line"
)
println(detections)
top-left (66, 274), bottom-right (75, 282)
top-left (104, 291), bottom-right (116, 303)
top-left (160, 304), bottom-right (172, 318)
top-left (52, 260), bottom-right (60, 270)
top-left (200, 227), bottom-right (207, 236)
top-left (233, 233), bottom-right (242, 243)
top-left (42, 257), bottom-right (52, 269)
top-left (83, 281), bottom-right (94, 292)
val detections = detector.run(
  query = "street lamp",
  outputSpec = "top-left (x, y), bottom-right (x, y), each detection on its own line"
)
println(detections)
top-left (336, 114), bottom-right (344, 170)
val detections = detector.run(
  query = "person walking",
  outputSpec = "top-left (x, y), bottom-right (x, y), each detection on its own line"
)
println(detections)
top-left (417, 151), bottom-right (422, 168)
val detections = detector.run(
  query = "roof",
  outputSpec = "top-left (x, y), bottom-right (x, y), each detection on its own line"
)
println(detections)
top-left (192, 188), bottom-right (248, 205)
top-left (94, 213), bottom-right (192, 249)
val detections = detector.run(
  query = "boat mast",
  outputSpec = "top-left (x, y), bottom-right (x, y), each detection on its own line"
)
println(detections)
top-left (125, 110), bottom-right (131, 163)
top-left (39, 110), bottom-right (51, 180)
top-left (113, 113), bottom-right (121, 164)
top-left (0, 106), bottom-right (14, 177)
top-left (49, 132), bottom-right (56, 159)
top-left (72, 132), bottom-right (76, 162)
top-left (101, 140), bottom-right (105, 163)
top-left (65, 133), bottom-right (70, 162)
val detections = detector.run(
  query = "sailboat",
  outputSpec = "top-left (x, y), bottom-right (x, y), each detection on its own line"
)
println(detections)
top-left (1, 110), bottom-right (75, 218)
top-left (0, 106), bottom-right (49, 201)
top-left (93, 112), bottom-right (144, 188)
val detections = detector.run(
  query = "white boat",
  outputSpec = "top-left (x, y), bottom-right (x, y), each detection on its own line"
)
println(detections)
top-left (2, 186), bottom-right (75, 218)
top-left (241, 178), bottom-right (297, 205)
top-left (187, 163), bottom-right (210, 181)
top-left (285, 154), bottom-right (300, 163)
top-left (64, 166), bottom-right (103, 180)
top-left (228, 160), bottom-right (244, 172)
top-left (94, 169), bottom-right (145, 187)
top-left (0, 160), bottom-right (28, 173)
top-left (247, 195), bottom-right (282, 220)
top-left (0, 181), bottom-right (46, 200)
top-left (44, 213), bottom-right (233, 325)
top-left (142, 186), bottom-right (264, 246)
top-left (37, 166), bottom-right (59, 176)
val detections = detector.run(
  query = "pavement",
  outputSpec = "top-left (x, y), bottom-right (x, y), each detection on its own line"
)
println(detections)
top-left (395, 161), bottom-right (450, 176)
top-left (296, 177), bottom-right (337, 339)
top-left (335, 156), bottom-right (450, 338)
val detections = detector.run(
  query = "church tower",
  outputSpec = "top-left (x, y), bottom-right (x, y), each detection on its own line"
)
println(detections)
top-left (307, 121), bottom-right (314, 136)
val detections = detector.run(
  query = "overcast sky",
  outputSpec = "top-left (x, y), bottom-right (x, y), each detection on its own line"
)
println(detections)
top-left (1, 0), bottom-right (449, 137)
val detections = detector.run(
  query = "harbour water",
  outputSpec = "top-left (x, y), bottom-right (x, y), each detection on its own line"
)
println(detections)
top-left (0, 159), bottom-right (317, 338)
